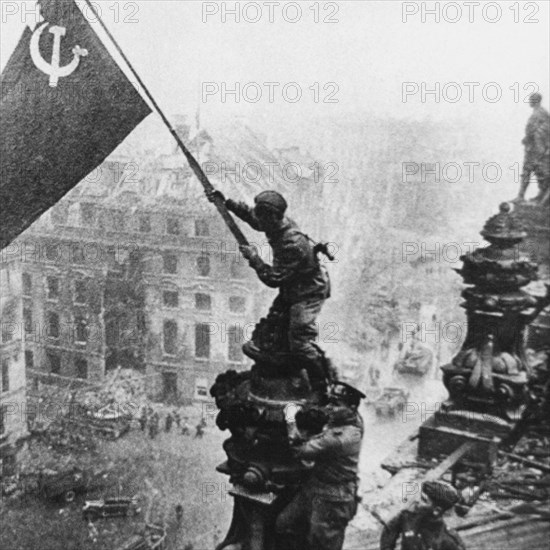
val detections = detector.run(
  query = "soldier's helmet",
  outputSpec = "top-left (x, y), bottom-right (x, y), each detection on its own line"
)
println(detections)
top-left (422, 481), bottom-right (459, 511)
top-left (529, 92), bottom-right (542, 105)
top-left (254, 191), bottom-right (288, 216)
top-left (329, 381), bottom-right (366, 408)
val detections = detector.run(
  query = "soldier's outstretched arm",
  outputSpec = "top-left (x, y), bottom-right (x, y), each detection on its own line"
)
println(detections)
top-left (225, 199), bottom-right (262, 230)
top-left (293, 424), bottom-right (362, 459)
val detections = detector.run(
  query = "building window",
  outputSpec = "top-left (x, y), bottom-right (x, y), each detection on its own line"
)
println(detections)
top-left (229, 296), bottom-right (246, 313)
top-left (195, 293), bottom-right (211, 311)
top-left (167, 218), bottom-right (180, 235)
top-left (195, 323), bottom-right (211, 358)
top-left (0, 405), bottom-right (6, 435)
top-left (47, 276), bottom-right (60, 299)
top-left (47, 351), bottom-right (61, 374)
top-left (139, 215), bottom-right (151, 233)
top-left (196, 254), bottom-right (210, 277)
top-left (25, 350), bottom-right (34, 370)
top-left (194, 378), bottom-right (208, 399)
top-left (74, 280), bottom-right (87, 304)
top-left (163, 320), bottom-right (178, 355)
top-left (1, 323), bottom-right (14, 343)
top-left (47, 312), bottom-right (60, 339)
top-left (75, 317), bottom-right (87, 343)
top-left (75, 358), bottom-right (87, 379)
top-left (23, 307), bottom-right (33, 334)
top-left (22, 273), bottom-right (32, 296)
top-left (228, 325), bottom-right (244, 362)
top-left (163, 254), bottom-right (178, 274)
top-left (1, 360), bottom-right (9, 393)
top-left (195, 219), bottom-right (209, 237)
top-left (230, 258), bottom-right (247, 280)
top-left (163, 290), bottom-right (179, 308)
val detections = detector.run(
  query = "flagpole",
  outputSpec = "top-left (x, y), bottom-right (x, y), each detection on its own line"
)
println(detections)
top-left (82, 0), bottom-right (249, 246)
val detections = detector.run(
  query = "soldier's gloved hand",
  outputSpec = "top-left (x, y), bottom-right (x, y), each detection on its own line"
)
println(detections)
top-left (239, 245), bottom-right (259, 262)
top-left (206, 190), bottom-right (225, 203)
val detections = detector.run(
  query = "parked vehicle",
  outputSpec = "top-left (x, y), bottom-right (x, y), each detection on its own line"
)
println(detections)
top-left (82, 496), bottom-right (141, 520)
top-left (38, 467), bottom-right (88, 502)
top-left (373, 387), bottom-right (409, 417)
top-left (67, 403), bottom-right (131, 440)
top-left (393, 339), bottom-right (434, 376)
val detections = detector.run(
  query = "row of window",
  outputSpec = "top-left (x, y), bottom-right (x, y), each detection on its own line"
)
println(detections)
top-left (23, 273), bottom-right (246, 311)
top-left (163, 321), bottom-right (243, 362)
top-left (55, 204), bottom-right (212, 238)
top-left (28, 349), bottom-right (87, 379)
top-left (163, 291), bottom-right (246, 313)
top-left (23, 273), bottom-right (88, 302)
top-left (22, 256), bottom-right (248, 301)
top-left (162, 253), bottom-right (248, 279)
top-left (139, 217), bottom-right (210, 237)
top-left (23, 310), bottom-right (88, 343)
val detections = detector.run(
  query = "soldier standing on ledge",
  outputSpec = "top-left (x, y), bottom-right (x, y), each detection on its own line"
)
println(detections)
top-left (515, 92), bottom-right (550, 204)
top-left (380, 480), bottom-right (465, 550)
top-left (207, 190), bottom-right (331, 383)
top-left (275, 381), bottom-right (365, 550)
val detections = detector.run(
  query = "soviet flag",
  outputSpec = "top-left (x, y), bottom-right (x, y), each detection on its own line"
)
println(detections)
top-left (0, 0), bottom-right (151, 248)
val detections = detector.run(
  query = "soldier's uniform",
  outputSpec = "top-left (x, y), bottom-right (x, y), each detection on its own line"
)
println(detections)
top-left (521, 100), bottom-right (550, 200)
top-left (275, 406), bottom-right (363, 550)
top-left (227, 193), bottom-right (330, 374)
top-left (380, 481), bottom-right (465, 550)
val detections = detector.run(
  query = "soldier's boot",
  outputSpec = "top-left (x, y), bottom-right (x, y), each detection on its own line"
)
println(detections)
top-left (297, 355), bottom-right (329, 393)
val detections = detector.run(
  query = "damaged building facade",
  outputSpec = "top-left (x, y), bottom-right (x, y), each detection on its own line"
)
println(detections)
top-left (2, 121), bottom-right (321, 404)
top-left (0, 252), bottom-right (27, 474)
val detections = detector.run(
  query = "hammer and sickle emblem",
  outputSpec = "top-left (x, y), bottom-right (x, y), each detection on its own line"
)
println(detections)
top-left (30, 22), bottom-right (88, 88)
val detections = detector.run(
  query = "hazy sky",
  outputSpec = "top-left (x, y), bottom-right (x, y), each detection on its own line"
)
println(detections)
top-left (1, 0), bottom-right (548, 136)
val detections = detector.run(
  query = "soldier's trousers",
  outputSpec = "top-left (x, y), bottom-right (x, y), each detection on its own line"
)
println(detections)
top-left (275, 481), bottom-right (358, 550)
top-left (265, 294), bottom-right (325, 358)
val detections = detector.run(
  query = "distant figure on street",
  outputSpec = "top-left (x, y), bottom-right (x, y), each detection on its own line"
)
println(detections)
top-left (165, 413), bottom-right (173, 433)
top-left (194, 419), bottom-right (206, 439)
top-left (138, 407), bottom-right (147, 431)
top-left (181, 418), bottom-right (191, 436)
top-left (174, 409), bottom-right (181, 428)
top-left (380, 480), bottom-right (465, 550)
top-left (148, 411), bottom-right (160, 439)
top-left (175, 503), bottom-right (184, 524)
top-left (515, 92), bottom-right (550, 204)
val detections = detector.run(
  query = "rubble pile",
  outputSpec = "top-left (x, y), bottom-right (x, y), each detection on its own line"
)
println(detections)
top-left (80, 368), bottom-right (147, 412)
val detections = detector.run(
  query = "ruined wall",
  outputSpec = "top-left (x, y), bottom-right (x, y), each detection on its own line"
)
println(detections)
top-left (0, 254), bottom-right (28, 468)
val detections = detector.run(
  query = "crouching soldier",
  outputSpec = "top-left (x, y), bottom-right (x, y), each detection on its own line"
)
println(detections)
top-left (380, 480), bottom-right (466, 550)
top-left (275, 382), bottom-right (365, 550)
top-left (207, 189), bottom-right (331, 385)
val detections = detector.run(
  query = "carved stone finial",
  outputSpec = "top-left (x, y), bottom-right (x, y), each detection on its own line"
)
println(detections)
top-left (480, 202), bottom-right (526, 244)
